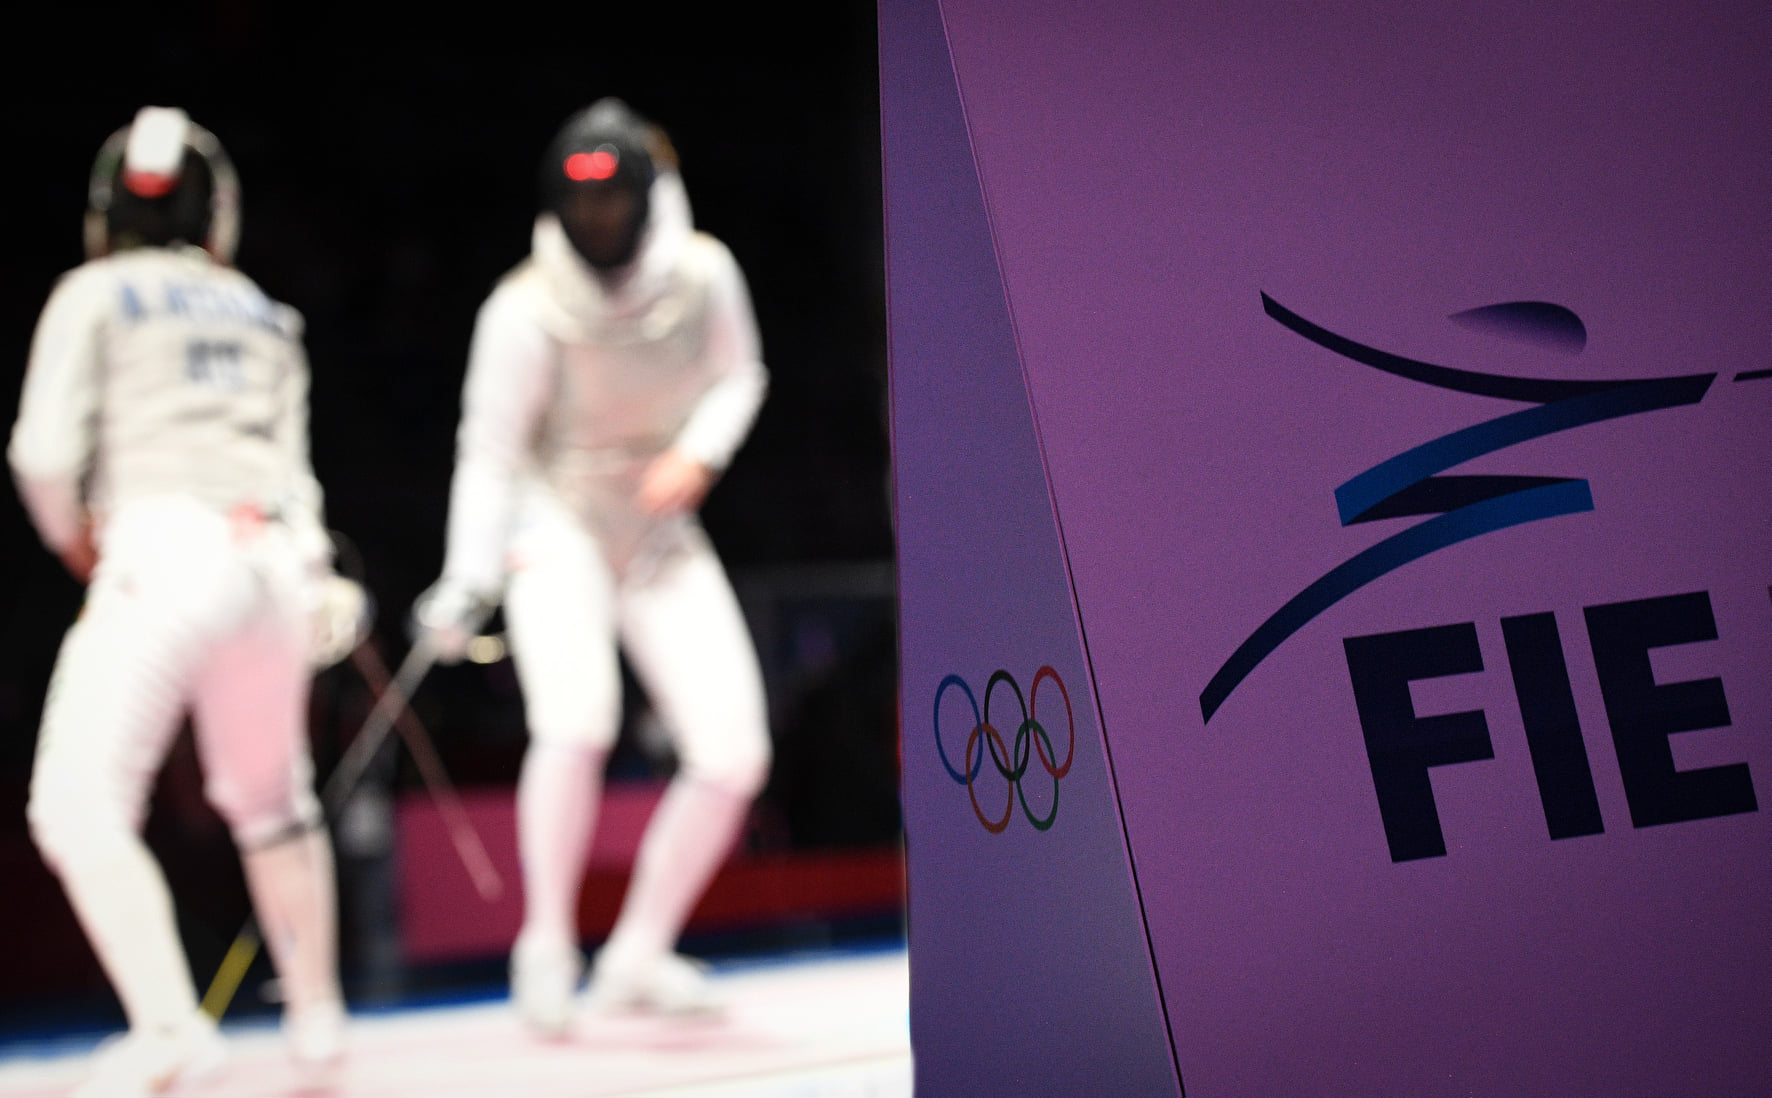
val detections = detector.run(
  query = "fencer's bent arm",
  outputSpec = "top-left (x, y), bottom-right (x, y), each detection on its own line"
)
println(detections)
top-left (7, 270), bottom-right (102, 553)
top-left (670, 243), bottom-right (769, 472)
top-left (440, 287), bottom-right (557, 595)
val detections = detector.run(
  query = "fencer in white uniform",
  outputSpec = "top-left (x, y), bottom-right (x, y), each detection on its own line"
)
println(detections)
top-left (414, 98), bottom-right (772, 1037)
top-left (8, 108), bottom-right (356, 1097)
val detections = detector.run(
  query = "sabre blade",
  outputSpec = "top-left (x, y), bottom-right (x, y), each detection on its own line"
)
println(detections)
top-left (321, 633), bottom-right (440, 811)
top-left (347, 641), bottom-right (505, 902)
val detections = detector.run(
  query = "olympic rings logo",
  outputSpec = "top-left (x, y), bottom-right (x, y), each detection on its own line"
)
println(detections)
top-left (934, 667), bottom-right (1075, 833)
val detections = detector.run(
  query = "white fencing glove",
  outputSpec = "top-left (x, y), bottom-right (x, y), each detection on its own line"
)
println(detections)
top-left (310, 573), bottom-right (372, 669)
top-left (411, 577), bottom-right (498, 665)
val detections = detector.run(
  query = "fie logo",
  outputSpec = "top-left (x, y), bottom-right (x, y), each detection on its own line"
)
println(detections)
top-left (1202, 294), bottom-right (1765, 861)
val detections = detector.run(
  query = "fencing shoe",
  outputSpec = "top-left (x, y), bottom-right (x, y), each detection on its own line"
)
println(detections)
top-left (585, 948), bottom-right (722, 1017)
top-left (511, 935), bottom-right (585, 1039)
top-left (285, 998), bottom-right (347, 1092)
top-left (73, 1011), bottom-right (227, 1098)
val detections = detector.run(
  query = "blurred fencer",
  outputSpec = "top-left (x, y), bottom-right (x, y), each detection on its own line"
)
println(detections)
top-left (413, 97), bottom-right (772, 1037)
top-left (9, 107), bottom-right (360, 1096)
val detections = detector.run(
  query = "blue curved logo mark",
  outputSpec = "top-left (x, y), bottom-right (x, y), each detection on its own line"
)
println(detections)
top-left (1198, 293), bottom-right (1717, 723)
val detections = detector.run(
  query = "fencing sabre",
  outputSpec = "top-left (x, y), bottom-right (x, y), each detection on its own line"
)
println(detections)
top-left (348, 639), bottom-right (503, 902)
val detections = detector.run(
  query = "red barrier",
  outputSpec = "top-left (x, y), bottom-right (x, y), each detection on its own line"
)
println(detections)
top-left (394, 782), bottom-right (905, 964)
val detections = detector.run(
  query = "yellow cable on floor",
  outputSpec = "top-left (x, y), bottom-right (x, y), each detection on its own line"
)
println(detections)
top-left (201, 926), bottom-right (261, 1020)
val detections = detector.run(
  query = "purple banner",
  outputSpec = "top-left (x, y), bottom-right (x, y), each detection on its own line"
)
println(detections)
top-left (882, 0), bottom-right (1180, 1093)
top-left (884, 0), bottom-right (1772, 1094)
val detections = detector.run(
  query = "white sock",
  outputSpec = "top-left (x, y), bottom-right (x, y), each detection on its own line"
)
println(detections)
top-left (53, 835), bottom-right (200, 1030)
top-left (516, 742), bottom-right (604, 951)
top-left (602, 776), bottom-right (749, 962)
top-left (240, 827), bottom-right (341, 1013)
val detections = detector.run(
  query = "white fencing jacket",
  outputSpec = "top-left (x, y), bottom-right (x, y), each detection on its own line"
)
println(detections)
top-left (8, 244), bottom-right (328, 564)
top-left (441, 172), bottom-right (769, 594)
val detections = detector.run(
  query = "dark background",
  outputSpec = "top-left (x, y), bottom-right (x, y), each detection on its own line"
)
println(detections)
top-left (0, 0), bottom-right (898, 1020)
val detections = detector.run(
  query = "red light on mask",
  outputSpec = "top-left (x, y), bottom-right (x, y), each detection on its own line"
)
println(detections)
top-left (564, 148), bottom-right (619, 182)
top-left (122, 168), bottom-right (179, 198)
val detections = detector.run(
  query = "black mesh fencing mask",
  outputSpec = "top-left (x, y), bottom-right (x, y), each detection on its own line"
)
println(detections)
top-left (540, 98), bottom-right (665, 272)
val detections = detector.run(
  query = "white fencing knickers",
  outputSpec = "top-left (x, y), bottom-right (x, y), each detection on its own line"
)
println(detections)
top-left (502, 492), bottom-right (771, 790)
top-left (26, 495), bottom-right (332, 1032)
top-left (500, 491), bottom-right (771, 965)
